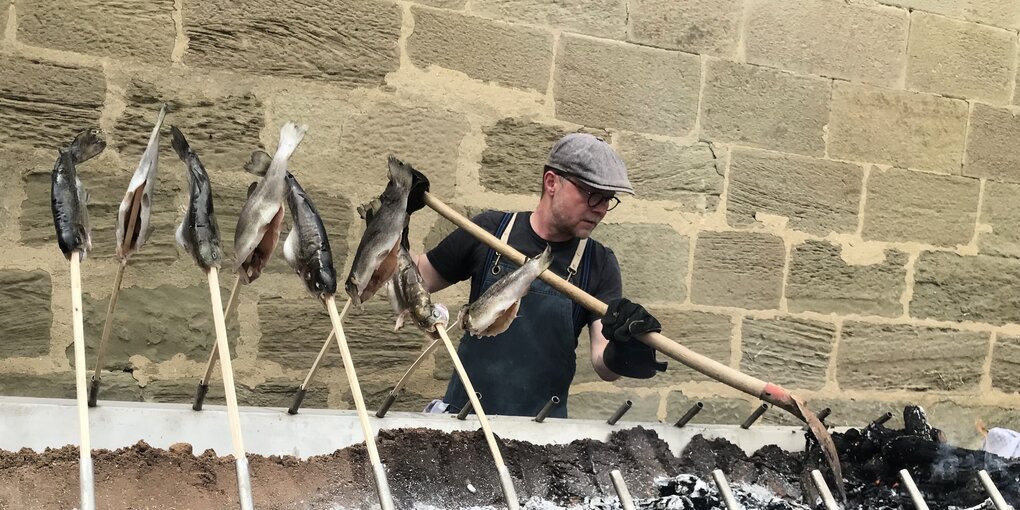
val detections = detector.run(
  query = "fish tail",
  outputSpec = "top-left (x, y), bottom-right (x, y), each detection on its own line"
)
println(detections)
top-left (537, 244), bottom-right (554, 271)
top-left (386, 155), bottom-right (415, 189)
top-left (274, 122), bottom-right (308, 163)
top-left (67, 128), bottom-right (106, 164)
top-left (169, 126), bottom-right (193, 162)
top-left (243, 150), bottom-right (272, 177)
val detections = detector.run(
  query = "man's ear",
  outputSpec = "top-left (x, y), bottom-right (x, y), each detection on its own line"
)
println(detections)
top-left (543, 170), bottom-right (559, 196)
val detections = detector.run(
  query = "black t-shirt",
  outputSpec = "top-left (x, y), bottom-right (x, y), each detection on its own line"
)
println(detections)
top-left (426, 210), bottom-right (623, 337)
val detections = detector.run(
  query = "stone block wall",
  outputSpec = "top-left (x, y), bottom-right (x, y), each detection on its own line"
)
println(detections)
top-left (2, 0), bottom-right (1019, 448)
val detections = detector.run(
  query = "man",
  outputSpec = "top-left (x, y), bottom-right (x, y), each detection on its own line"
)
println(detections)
top-left (406, 133), bottom-right (667, 418)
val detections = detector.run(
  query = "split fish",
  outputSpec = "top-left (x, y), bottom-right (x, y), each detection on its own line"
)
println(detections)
top-left (459, 245), bottom-right (553, 338)
top-left (51, 129), bottom-right (106, 261)
top-left (344, 155), bottom-right (414, 307)
top-left (170, 126), bottom-right (222, 271)
top-left (386, 246), bottom-right (448, 337)
top-left (281, 170), bottom-right (337, 297)
top-left (233, 122), bottom-right (307, 284)
top-left (115, 104), bottom-right (167, 261)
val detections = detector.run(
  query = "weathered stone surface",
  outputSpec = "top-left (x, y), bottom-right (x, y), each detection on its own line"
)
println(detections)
top-left (665, 391), bottom-right (751, 426)
top-left (863, 167), bottom-right (979, 246)
top-left (142, 378), bottom-right (254, 405)
top-left (185, 0), bottom-right (400, 87)
top-left (878, 0), bottom-right (1020, 31)
top-left (907, 13), bottom-right (1016, 104)
top-left (746, 0), bottom-right (907, 87)
top-left (479, 119), bottom-right (574, 195)
top-left (787, 241), bottom-right (908, 317)
top-left (0, 4), bottom-right (7, 40)
top-left (763, 397), bottom-right (913, 428)
top-left (69, 284), bottom-right (240, 369)
top-left (15, 0), bottom-right (175, 62)
top-left (0, 371), bottom-right (141, 401)
top-left (112, 77), bottom-right (264, 171)
top-left (740, 317), bottom-right (835, 390)
top-left (838, 322), bottom-right (987, 390)
top-left (0, 56), bottom-right (104, 149)
top-left (22, 171), bottom-right (183, 264)
top-left (472, 0), bottom-right (627, 40)
top-left (567, 391), bottom-right (659, 422)
top-left (0, 270), bottom-right (52, 358)
top-left (423, 205), bottom-right (487, 252)
top-left (690, 231), bottom-right (785, 310)
top-left (929, 401), bottom-right (1020, 449)
top-left (555, 35), bottom-right (700, 136)
top-left (257, 297), bottom-right (425, 374)
top-left (617, 134), bottom-right (722, 213)
top-left (628, 0), bottom-right (742, 56)
top-left (593, 223), bottom-right (688, 303)
top-left (408, 7), bottom-right (552, 91)
top-left (965, 104), bottom-right (1020, 182)
top-left (241, 379), bottom-right (329, 409)
top-left (336, 374), bottom-right (434, 413)
top-left (415, 0), bottom-right (465, 7)
top-left (911, 252), bottom-right (1020, 325)
top-left (978, 181), bottom-right (1020, 258)
top-left (727, 148), bottom-right (862, 235)
top-left (700, 60), bottom-right (830, 156)
top-left (829, 83), bottom-right (968, 173)
top-left (992, 335), bottom-right (1020, 393)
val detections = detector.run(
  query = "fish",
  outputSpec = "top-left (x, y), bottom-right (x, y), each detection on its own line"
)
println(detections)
top-left (51, 129), bottom-right (106, 261)
top-left (233, 122), bottom-right (308, 284)
top-left (170, 126), bottom-right (222, 271)
top-left (386, 246), bottom-right (448, 337)
top-left (459, 245), bottom-right (553, 338)
top-left (281, 170), bottom-right (337, 297)
top-left (115, 104), bottom-right (167, 261)
top-left (344, 155), bottom-right (414, 307)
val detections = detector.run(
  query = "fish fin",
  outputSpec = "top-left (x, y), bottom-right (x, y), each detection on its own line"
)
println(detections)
top-left (274, 122), bottom-right (308, 163)
top-left (244, 150), bottom-right (272, 177)
top-left (67, 128), bottom-right (106, 164)
top-left (175, 221), bottom-right (186, 251)
top-left (394, 312), bottom-right (406, 331)
top-left (246, 181), bottom-right (257, 198)
top-left (169, 126), bottom-right (192, 162)
top-left (536, 244), bottom-right (554, 270)
top-left (482, 300), bottom-right (520, 338)
top-left (282, 227), bottom-right (299, 271)
top-left (386, 155), bottom-right (415, 189)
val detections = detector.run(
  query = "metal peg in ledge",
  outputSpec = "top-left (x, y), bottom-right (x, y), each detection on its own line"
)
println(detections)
top-left (607, 400), bottom-right (633, 425)
top-left (456, 392), bottom-right (481, 421)
top-left (674, 401), bottom-right (703, 428)
top-left (741, 403), bottom-right (768, 429)
top-left (534, 396), bottom-right (560, 423)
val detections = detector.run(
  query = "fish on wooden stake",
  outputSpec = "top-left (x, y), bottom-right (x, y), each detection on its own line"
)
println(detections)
top-left (51, 129), bottom-right (106, 261)
top-left (233, 122), bottom-right (307, 284)
top-left (459, 245), bottom-right (553, 338)
top-left (115, 104), bottom-right (167, 261)
top-left (281, 170), bottom-right (337, 297)
top-left (345, 155), bottom-right (414, 307)
top-left (170, 126), bottom-right (222, 271)
top-left (386, 246), bottom-right (449, 337)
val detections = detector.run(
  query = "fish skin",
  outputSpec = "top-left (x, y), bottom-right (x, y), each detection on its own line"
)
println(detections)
top-left (170, 126), bottom-right (222, 271)
top-left (386, 246), bottom-right (448, 336)
top-left (51, 129), bottom-right (106, 260)
top-left (115, 104), bottom-right (167, 261)
top-left (282, 172), bottom-right (337, 297)
top-left (233, 122), bottom-right (308, 284)
top-left (459, 245), bottom-right (553, 338)
top-left (344, 155), bottom-right (414, 307)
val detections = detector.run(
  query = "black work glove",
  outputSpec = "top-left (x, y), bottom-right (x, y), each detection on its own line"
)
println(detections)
top-left (406, 168), bottom-right (430, 214)
top-left (601, 298), bottom-right (667, 379)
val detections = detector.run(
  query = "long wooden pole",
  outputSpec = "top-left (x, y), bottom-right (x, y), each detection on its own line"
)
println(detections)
top-left (88, 259), bottom-right (127, 407)
top-left (207, 267), bottom-right (254, 510)
top-left (193, 275), bottom-right (242, 411)
top-left (324, 295), bottom-right (394, 510)
top-left (70, 252), bottom-right (96, 510)
top-left (436, 326), bottom-right (520, 510)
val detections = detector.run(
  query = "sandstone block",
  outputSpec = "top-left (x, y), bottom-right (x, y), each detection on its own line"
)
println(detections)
top-left (617, 134), bottom-right (722, 213)
top-left (740, 317), bottom-right (835, 390)
top-left (746, 0), bottom-right (907, 87)
top-left (783, 398), bottom-right (913, 429)
top-left (336, 374), bottom-right (435, 413)
top-left (690, 231), bottom-right (785, 310)
top-left (829, 83), bottom-right (968, 173)
top-left (15, 0), bottom-right (175, 62)
top-left (0, 56), bottom-right (104, 149)
top-left (965, 104), bottom-right (1020, 182)
top-left (665, 391), bottom-right (752, 426)
top-left (0, 270), bottom-right (52, 358)
top-left (142, 378), bottom-right (254, 405)
top-left (479, 119), bottom-right (575, 195)
top-left (978, 181), bottom-right (1020, 258)
top-left (408, 7), bottom-right (552, 91)
top-left (472, 0), bottom-right (627, 39)
top-left (786, 241), bottom-right (908, 317)
top-left (727, 148), bottom-right (862, 235)
top-left (929, 400), bottom-right (1020, 449)
top-left (417, 0), bottom-right (465, 7)
top-left (911, 252), bottom-right (1020, 325)
top-left (184, 0), bottom-right (400, 87)
top-left (992, 335), bottom-right (1020, 393)
top-left (700, 60), bottom-right (829, 156)
top-left (555, 35), bottom-right (700, 136)
top-left (593, 223), bottom-right (688, 303)
top-left (863, 167), bottom-right (979, 246)
top-left (907, 12), bottom-right (1016, 104)
top-left (0, 371), bottom-right (141, 401)
top-left (838, 322), bottom-right (987, 390)
top-left (567, 391), bottom-right (659, 422)
top-left (0, 5), bottom-right (7, 40)
top-left (878, 0), bottom-right (1020, 31)
top-left (241, 379), bottom-right (329, 409)
top-left (627, 0), bottom-right (742, 56)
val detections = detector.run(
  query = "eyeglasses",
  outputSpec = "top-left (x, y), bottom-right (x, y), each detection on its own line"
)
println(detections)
top-left (558, 174), bottom-right (621, 211)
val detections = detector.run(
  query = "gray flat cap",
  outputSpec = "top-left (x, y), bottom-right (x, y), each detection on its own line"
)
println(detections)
top-left (546, 133), bottom-right (633, 194)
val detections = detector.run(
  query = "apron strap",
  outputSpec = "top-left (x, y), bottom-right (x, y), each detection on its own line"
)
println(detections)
top-left (571, 240), bottom-right (592, 332)
top-left (490, 212), bottom-right (518, 275)
top-left (566, 238), bottom-right (587, 283)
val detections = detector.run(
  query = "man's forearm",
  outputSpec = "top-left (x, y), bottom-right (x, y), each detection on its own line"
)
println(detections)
top-left (411, 252), bottom-right (453, 293)
top-left (589, 319), bottom-right (622, 381)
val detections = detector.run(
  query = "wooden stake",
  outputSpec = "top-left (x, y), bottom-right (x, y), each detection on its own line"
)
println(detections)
top-left (436, 325), bottom-right (520, 510)
top-left (288, 301), bottom-right (354, 415)
top-left (978, 470), bottom-right (1010, 510)
top-left (810, 469), bottom-right (839, 510)
top-left (325, 295), bottom-right (394, 510)
top-left (711, 470), bottom-right (740, 510)
top-left (610, 470), bottom-right (636, 510)
top-left (194, 275), bottom-right (243, 411)
top-left (207, 267), bottom-right (254, 510)
top-left (69, 252), bottom-right (96, 510)
top-left (88, 260), bottom-right (126, 407)
top-left (898, 469), bottom-right (929, 510)
top-left (376, 325), bottom-right (458, 418)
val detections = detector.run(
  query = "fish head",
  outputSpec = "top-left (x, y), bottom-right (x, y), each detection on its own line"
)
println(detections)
top-left (417, 303), bottom-right (449, 333)
top-left (456, 307), bottom-right (472, 334)
top-left (344, 276), bottom-right (363, 306)
top-left (304, 266), bottom-right (338, 297)
top-left (71, 129), bottom-right (107, 163)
